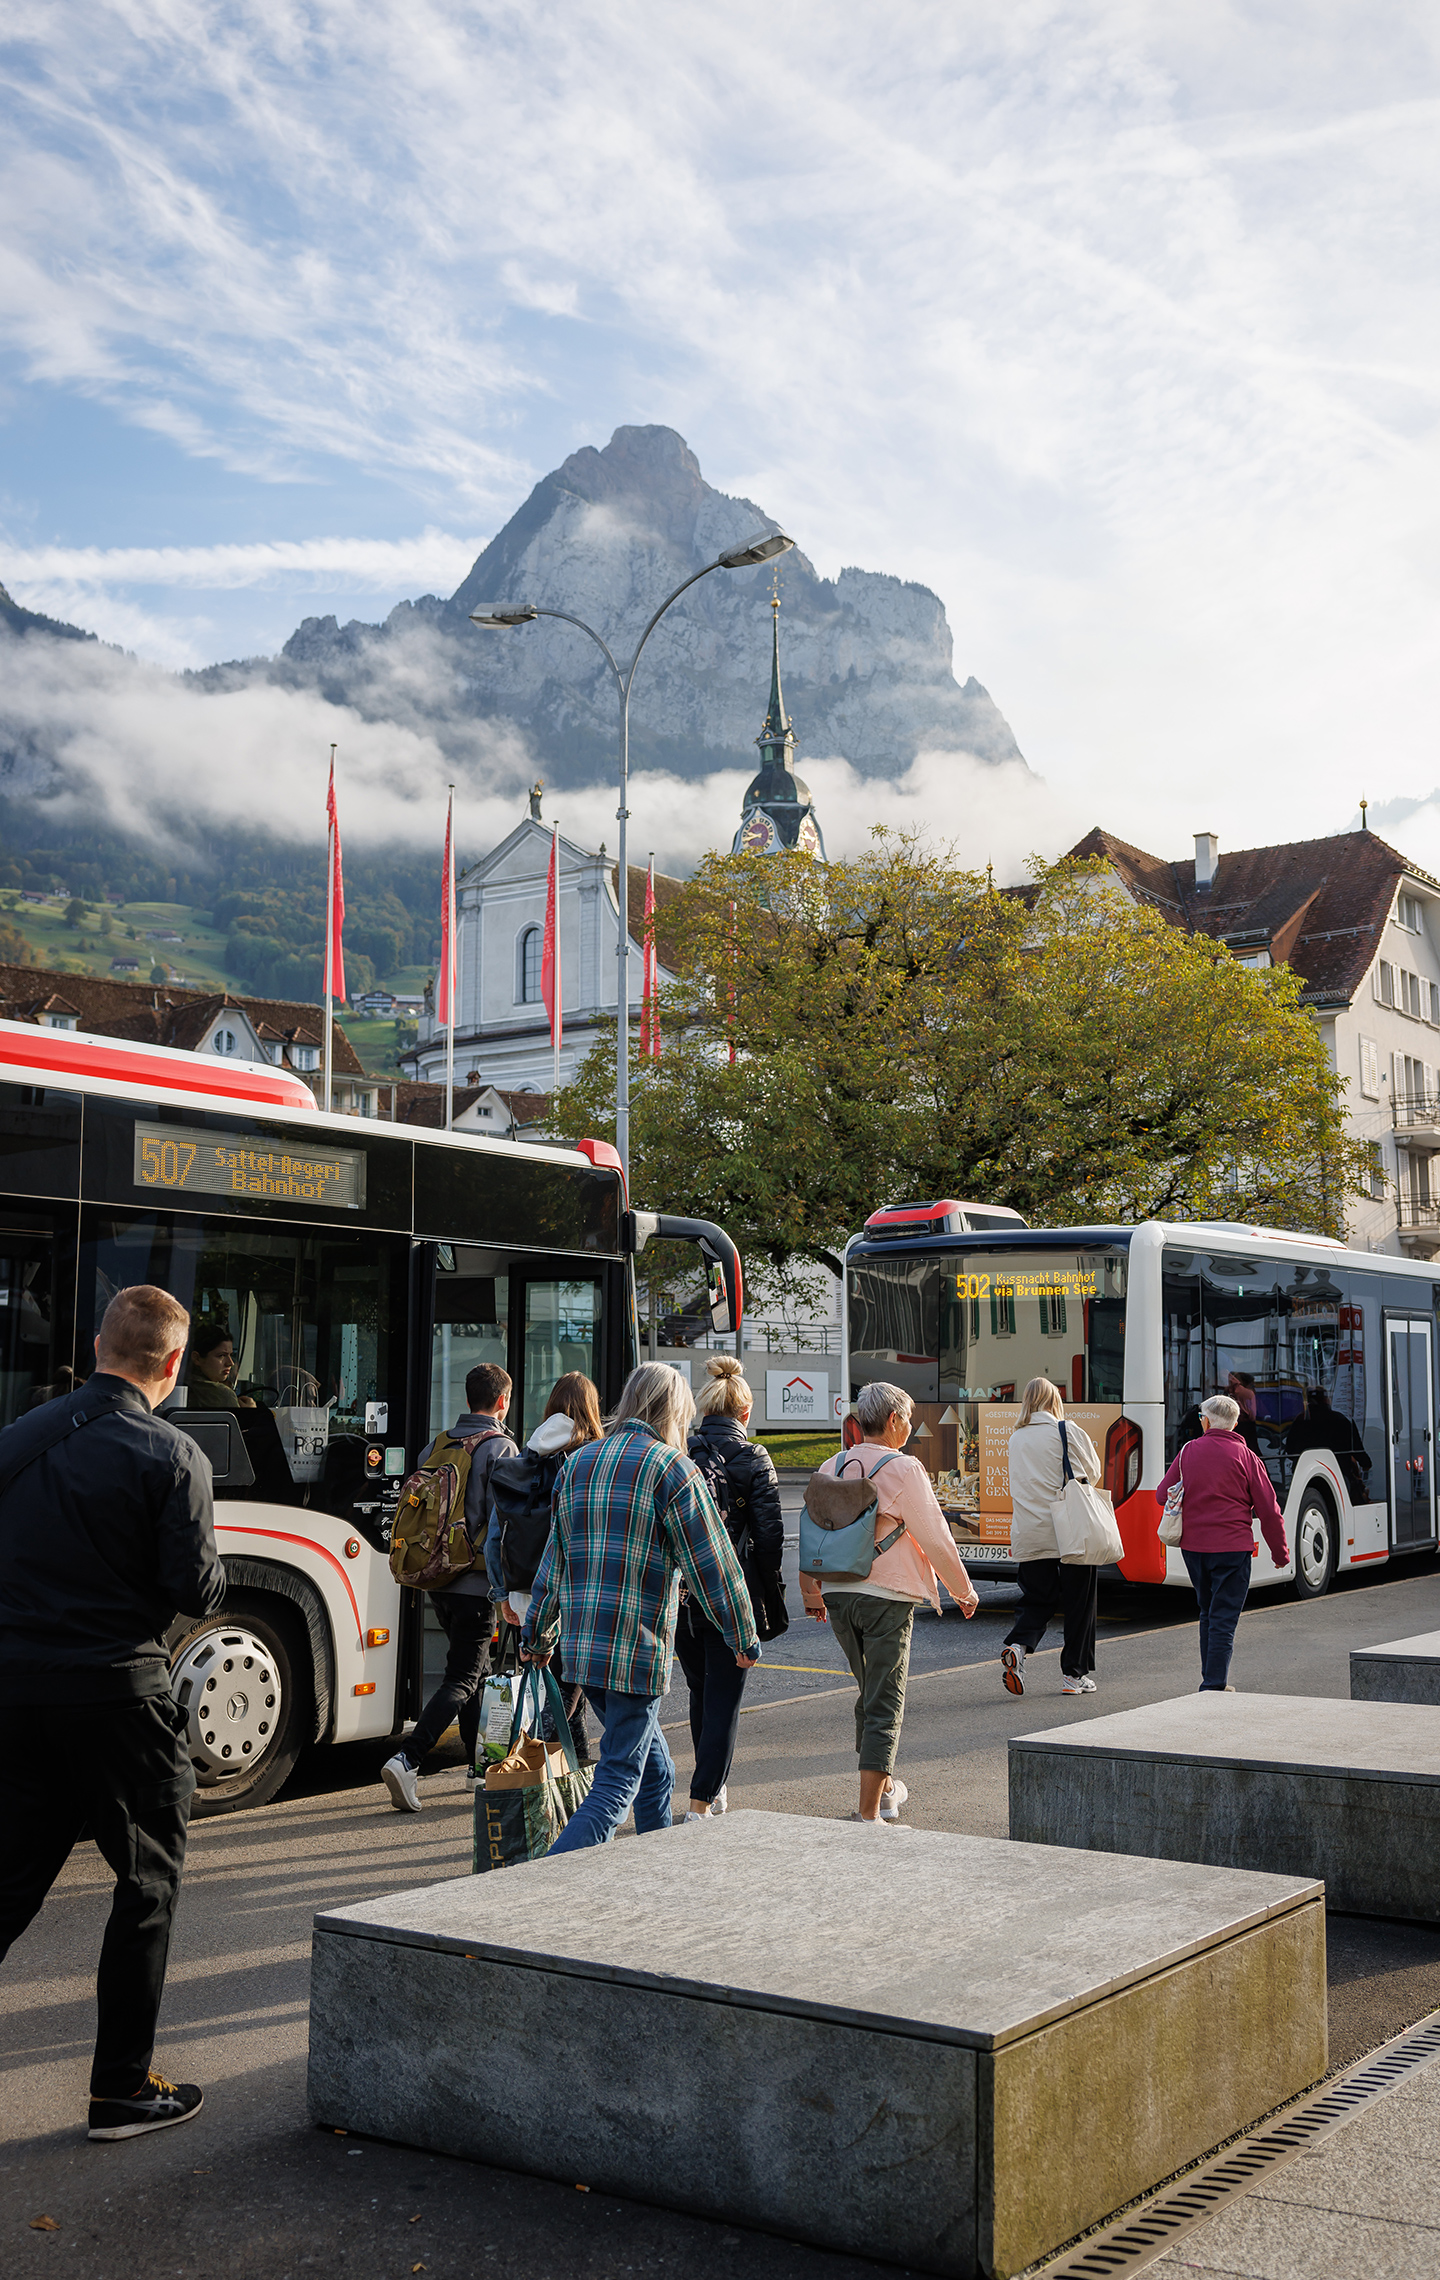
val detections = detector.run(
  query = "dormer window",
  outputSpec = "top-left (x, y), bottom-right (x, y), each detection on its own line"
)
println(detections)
top-left (44, 1013), bottom-right (77, 1031)
top-left (291, 1044), bottom-right (319, 1072)
top-left (213, 1027), bottom-right (238, 1055)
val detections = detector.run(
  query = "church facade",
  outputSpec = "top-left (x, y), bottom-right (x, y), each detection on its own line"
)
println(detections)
top-left (402, 791), bottom-right (680, 1095)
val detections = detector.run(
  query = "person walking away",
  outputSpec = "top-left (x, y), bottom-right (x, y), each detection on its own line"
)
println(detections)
top-left (679, 1356), bottom-right (786, 1819)
top-left (800, 1380), bottom-right (978, 1824)
top-left (1001, 1378), bottom-right (1104, 1698)
top-left (489, 1370), bottom-right (604, 1766)
top-left (381, 1363), bottom-right (516, 1812)
top-left (521, 1362), bottom-right (759, 1849)
top-left (0, 1286), bottom-right (224, 2140)
top-left (1156, 1393), bottom-right (1289, 1691)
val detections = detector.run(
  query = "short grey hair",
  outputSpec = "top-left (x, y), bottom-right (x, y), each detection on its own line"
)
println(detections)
top-left (1201, 1394), bottom-right (1241, 1431)
top-left (611, 1361), bottom-right (696, 1450)
top-left (856, 1380), bottom-right (912, 1436)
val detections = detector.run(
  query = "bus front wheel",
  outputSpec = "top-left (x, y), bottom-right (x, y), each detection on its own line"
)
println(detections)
top-left (169, 1592), bottom-right (311, 1814)
top-left (1292, 1491), bottom-right (1338, 1600)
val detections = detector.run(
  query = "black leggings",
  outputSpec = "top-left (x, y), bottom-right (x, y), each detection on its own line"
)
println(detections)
top-left (673, 1601), bottom-right (748, 1804)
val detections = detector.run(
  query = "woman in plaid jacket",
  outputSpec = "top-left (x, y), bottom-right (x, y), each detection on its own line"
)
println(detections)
top-left (522, 1363), bottom-right (759, 1850)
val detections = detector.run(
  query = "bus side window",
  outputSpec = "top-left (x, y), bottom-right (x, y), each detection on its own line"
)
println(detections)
top-left (431, 1252), bottom-right (509, 1435)
top-left (1199, 1256), bottom-right (1285, 1488)
top-left (1161, 1256), bottom-right (1203, 1463)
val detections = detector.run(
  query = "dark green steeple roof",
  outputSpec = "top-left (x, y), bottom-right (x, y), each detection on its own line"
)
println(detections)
top-left (733, 590), bottom-right (826, 860)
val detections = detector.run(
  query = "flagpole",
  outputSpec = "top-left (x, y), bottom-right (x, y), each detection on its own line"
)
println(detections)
top-left (323, 742), bottom-right (336, 1114)
top-left (444, 784), bottom-right (456, 1130)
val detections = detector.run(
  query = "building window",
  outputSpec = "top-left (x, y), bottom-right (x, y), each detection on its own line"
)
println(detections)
top-left (292, 1045), bottom-right (319, 1073)
top-left (1399, 893), bottom-right (1424, 932)
top-left (1369, 1143), bottom-right (1387, 1202)
top-left (1376, 960), bottom-right (1395, 1006)
top-left (44, 1014), bottom-right (77, 1031)
top-left (1359, 1037), bottom-right (1381, 1100)
top-left (520, 926), bottom-right (542, 1004)
top-left (213, 1028), bottom-right (238, 1056)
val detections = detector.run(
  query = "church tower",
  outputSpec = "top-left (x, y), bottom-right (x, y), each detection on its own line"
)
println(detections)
top-left (732, 591), bottom-right (826, 859)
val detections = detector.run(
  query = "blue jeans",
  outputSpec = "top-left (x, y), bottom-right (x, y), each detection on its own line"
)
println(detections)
top-left (545, 1687), bottom-right (675, 1853)
top-left (1182, 1550), bottom-right (1252, 1690)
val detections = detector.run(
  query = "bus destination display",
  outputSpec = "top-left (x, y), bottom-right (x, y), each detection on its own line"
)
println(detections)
top-left (950, 1266), bottom-right (1100, 1301)
top-left (134, 1122), bottom-right (367, 1210)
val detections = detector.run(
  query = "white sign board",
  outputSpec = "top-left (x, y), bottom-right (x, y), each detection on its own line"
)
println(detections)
top-left (666, 1358), bottom-right (692, 1386)
top-left (766, 1368), bottom-right (830, 1425)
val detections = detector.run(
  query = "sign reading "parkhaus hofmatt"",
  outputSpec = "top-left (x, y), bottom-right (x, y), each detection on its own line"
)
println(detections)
top-left (766, 1369), bottom-right (829, 1425)
top-left (133, 1123), bottom-right (367, 1209)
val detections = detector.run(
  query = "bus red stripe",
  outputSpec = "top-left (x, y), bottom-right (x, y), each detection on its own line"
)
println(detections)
top-left (215, 1523), bottom-right (364, 1640)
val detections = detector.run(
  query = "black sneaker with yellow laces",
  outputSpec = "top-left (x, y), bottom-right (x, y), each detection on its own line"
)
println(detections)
top-left (88, 2073), bottom-right (204, 2140)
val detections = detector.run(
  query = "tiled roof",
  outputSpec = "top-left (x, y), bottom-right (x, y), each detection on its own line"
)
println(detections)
top-left (381, 1082), bottom-right (552, 1129)
top-left (0, 964), bottom-right (365, 1074)
top-left (1064, 827), bottom-right (1440, 1007)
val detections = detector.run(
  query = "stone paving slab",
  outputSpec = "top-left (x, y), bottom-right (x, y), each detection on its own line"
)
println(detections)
top-left (308, 1811), bottom-right (1324, 2278)
top-left (1351, 1629), bottom-right (1440, 1706)
top-left (1009, 1692), bottom-right (1440, 1918)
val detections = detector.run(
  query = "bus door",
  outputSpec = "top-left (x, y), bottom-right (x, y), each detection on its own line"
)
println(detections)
top-left (0, 1207), bottom-right (78, 1427)
top-left (510, 1269), bottom-right (604, 1443)
top-left (1386, 1317), bottom-right (1435, 1547)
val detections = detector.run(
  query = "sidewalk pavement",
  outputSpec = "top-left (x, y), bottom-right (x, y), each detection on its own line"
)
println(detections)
top-left (1153, 2040), bottom-right (1440, 2279)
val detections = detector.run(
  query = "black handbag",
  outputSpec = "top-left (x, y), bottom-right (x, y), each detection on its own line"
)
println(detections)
top-left (740, 1527), bottom-right (789, 1642)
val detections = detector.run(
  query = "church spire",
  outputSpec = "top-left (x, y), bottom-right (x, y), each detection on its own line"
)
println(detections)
top-left (732, 580), bottom-right (826, 861)
top-left (756, 585), bottom-right (795, 771)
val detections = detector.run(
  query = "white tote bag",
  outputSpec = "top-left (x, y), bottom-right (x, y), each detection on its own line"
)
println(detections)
top-left (1053, 1421), bottom-right (1125, 1566)
top-left (1158, 1445), bottom-right (1187, 1546)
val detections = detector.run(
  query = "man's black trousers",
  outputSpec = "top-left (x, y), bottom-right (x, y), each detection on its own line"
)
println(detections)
top-left (0, 1693), bottom-right (195, 2098)
top-left (1003, 1558), bottom-right (1099, 1678)
top-left (406, 1590), bottom-right (494, 1766)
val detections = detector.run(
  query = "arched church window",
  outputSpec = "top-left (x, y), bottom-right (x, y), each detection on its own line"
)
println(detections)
top-left (520, 926), bottom-right (542, 1003)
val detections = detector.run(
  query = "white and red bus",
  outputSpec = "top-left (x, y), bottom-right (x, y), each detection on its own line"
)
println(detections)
top-left (843, 1201), bottom-right (1440, 1597)
top-left (0, 1020), bottom-right (739, 1810)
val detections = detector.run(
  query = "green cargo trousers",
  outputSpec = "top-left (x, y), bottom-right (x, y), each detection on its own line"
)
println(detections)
top-left (824, 1591), bottom-right (917, 1776)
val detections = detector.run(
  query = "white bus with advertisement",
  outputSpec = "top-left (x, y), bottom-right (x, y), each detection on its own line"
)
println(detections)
top-left (0, 1020), bottom-right (740, 1811)
top-left (842, 1200), bottom-right (1440, 1596)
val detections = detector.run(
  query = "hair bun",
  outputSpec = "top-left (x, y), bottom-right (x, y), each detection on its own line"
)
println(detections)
top-left (706, 1356), bottom-right (743, 1380)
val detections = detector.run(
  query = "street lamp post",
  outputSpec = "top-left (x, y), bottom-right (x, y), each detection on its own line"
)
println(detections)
top-left (470, 528), bottom-right (794, 1187)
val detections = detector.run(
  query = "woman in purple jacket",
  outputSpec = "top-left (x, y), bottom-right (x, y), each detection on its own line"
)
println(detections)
top-left (1155, 1394), bottom-right (1290, 1692)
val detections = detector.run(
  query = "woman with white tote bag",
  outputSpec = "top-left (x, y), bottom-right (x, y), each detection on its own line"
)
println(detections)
top-left (1000, 1378), bottom-right (1104, 1698)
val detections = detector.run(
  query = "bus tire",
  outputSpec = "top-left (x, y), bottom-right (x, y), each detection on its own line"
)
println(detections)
top-left (1292, 1488), bottom-right (1338, 1601)
top-left (169, 1590), bottom-right (311, 1815)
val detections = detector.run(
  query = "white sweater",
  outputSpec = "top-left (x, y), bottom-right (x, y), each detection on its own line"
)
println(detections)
top-left (1005, 1418), bottom-right (1101, 1562)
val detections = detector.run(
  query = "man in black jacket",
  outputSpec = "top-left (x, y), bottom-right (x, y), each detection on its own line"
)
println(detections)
top-left (0, 1283), bottom-right (224, 2141)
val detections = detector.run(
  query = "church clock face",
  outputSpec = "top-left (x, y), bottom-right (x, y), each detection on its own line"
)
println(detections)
top-left (797, 816), bottom-right (820, 854)
top-left (742, 812), bottom-right (778, 852)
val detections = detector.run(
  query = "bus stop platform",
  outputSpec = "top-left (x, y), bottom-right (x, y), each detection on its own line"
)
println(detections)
top-left (307, 1812), bottom-right (1325, 2279)
top-left (1352, 1628), bottom-right (1440, 1705)
top-left (1009, 1692), bottom-right (1440, 1920)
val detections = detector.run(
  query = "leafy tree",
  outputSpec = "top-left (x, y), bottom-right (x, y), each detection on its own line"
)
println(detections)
top-left (0, 920), bottom-right (33, 966)
top-left (555, 837), bottom-right (1371, 1282)
top-left (63, 898), bottom-right (86, 927)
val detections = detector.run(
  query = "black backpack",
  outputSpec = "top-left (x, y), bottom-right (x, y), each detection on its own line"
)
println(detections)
top-left (687, 1433), bottom-right (742, 1546)
top-left (488, 1446), bottom-right (567, 1590)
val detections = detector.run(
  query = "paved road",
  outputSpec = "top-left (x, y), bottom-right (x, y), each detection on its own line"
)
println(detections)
top-left (6, 1555), bottom-right (1440, 2278)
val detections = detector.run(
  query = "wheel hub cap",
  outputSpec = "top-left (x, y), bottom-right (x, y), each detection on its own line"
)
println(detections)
top-left (170, 1627), bottom-right (280, 1777)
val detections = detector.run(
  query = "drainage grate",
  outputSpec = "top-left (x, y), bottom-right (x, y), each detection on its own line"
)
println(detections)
top-left (1036, 2011), bottom-right (1440, 2279)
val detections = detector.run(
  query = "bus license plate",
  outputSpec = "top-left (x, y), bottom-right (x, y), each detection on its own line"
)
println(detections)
top-left (960, 1543), bottom-right (1011, 1562)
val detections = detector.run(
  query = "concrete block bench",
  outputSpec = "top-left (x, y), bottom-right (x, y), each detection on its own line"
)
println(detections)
top-left (1351, 1630), bottom-right (1440, 1706)
top-left (308, 1811), bottom-right (1324, 2279)
top-left (1010, 1693), bottom-right (1440, 1920)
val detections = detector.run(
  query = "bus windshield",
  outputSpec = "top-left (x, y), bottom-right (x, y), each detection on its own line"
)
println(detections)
top-left (847, 1244), bottom-right (1128, 1533)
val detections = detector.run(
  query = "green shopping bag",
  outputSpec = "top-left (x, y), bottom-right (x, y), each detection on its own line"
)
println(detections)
top-left (473, 1664), bottom-right (594, 1871)
top-left (477, 1630), bottom-right (526, 1767)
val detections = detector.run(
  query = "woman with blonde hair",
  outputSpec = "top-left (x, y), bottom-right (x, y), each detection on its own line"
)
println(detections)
top-left (521, 1362), bottom-right (758, 1851)
top-left (677, 1357), bottom-right (786, 1819)
top-left (1001, 1377), bottom-right (1103, 1698)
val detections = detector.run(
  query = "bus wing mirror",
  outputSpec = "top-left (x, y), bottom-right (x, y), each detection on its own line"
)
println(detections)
top-left (623, 1210), bottom-right (744, 1349)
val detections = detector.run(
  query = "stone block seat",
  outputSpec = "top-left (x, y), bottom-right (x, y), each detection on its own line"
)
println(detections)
top-left (1010, 1693), bottom-right (1440, 1921)
top-left (1351, 1629), bottom-right (1440, 1707)
top-left (307, 1812), bottom-right (1324, 2279)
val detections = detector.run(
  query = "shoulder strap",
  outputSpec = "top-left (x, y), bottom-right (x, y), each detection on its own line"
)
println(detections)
top-left (0, 1398), bottom-right (96, 1501)
top-left (1058, 1419), bottom-right (1074, 1484)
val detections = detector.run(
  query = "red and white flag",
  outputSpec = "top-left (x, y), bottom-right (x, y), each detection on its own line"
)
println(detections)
top-left (437, 789), bottom-right (457, 1028)
top-left (641, 855), bottom-right (661, 1061)
top-left (324, 755), bottom-right (346, 1003)
top-left (542, 821), bottom-right (561, 1088)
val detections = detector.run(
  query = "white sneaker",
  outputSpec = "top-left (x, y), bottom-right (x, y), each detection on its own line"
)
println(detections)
top-left (712, 1785), bottom-right (727, 1815)
top-left (848, 1812), bottom-right (893, 1826)
top-left (1002, 1645), bottom-right (1025, 1696)
top-left (683, 1810), bottom-right (716, 1823)
top-left (1061, 1675), bottom-right (1090, 1695)
top-left (878, 1778), bottom-right (908, 1822)
top-left (1077, 1675), bottom-right (1097, 1693)
top-left (381, 1754), bottom-right (422, 1813)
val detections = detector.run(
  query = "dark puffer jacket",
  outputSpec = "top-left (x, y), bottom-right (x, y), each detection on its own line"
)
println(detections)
top-left (689, 1413), bottom-right (784, 1566)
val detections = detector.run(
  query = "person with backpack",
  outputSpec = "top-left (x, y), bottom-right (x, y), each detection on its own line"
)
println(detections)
top-left (487, 1371), bottom-right (604, 1765)
top-left (678, 1356), bottom-right (786, 1820)
top-left (800, 1379), bottom-right (978, 1824)
top-left (381, 1363), bottom-right (516, 1813)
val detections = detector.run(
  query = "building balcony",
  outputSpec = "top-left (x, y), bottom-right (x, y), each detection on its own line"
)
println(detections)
top-left (1393, 1094), bottom-right (1440, 1143)
top-left (1396, 1198), bottom-right (1440, 1254)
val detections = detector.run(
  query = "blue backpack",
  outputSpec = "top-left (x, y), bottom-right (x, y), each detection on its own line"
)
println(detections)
top-left (799, 1450), bottom-right (904, 1584)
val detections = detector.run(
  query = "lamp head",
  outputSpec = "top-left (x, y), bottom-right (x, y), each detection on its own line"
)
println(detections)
top-left (717, 530), bottom-right (794, 570)
top-left (468, 605), bottom-right (538, 629)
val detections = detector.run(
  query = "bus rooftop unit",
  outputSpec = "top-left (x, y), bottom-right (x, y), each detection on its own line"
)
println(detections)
top-left (842, 1215), bottom-right (1440, 1600)
top-left (863, 1199), bottom-right (1030, 1242)
top-left (0, 1025), bottom-right (739, 1810)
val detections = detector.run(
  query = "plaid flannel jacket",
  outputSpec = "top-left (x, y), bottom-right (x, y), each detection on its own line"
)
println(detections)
top-left (524, 1420), bottom-right (758, 1696)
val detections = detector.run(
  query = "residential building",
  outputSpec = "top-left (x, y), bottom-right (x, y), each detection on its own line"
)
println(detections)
top-left (0, 964), bottom-right (378, 1117)
top-left (402, 788), bottom-right (682, 1093)
top-left (377, 1081), bottom-right (552, 1139)
top-left (1066, 826), bottom-right (1440, 1256)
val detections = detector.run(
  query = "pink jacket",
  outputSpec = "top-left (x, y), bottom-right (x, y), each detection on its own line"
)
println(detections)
top-left (799, 1445), bottom-right (979, 1614)
top-left (1156, 1430), bottom-right (1289, 1565)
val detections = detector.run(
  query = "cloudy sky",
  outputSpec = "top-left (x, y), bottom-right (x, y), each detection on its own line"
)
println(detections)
top-left (4, 2), bottom-right (1440, 871)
